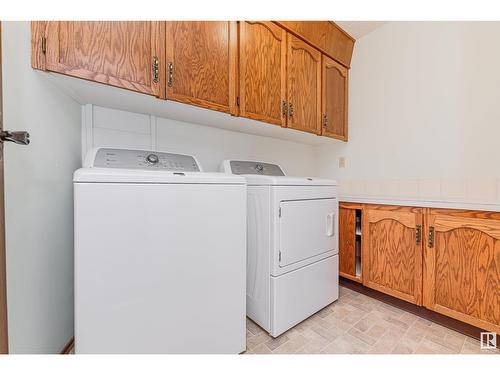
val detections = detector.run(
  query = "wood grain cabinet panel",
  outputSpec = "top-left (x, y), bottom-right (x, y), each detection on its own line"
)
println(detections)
top-left (42, 21), bottom-right (165, 97)
top-left (165, 21), bottom-right (237, 114)
top-left (239, 21), bottom-right (286, 126)
top-left (275, 21), bottom-right (355, 68)
top-left (362, 205), bottom-right (424, 305)
top-left (322, 55), bottom-right (348, 141)
top-left (286, 34), bottom-right (322, 134)
top-left (424, 209), bottom-right (500, 334)
top-left (339, 207), bottom-right (356, 277)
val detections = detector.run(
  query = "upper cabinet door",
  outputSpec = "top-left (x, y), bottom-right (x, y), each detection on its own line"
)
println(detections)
top-left (423, 209), bottom-right (500, 334)
top-left (44, 22), bottom-right (165, 97)
top-left (286, 34), bottom-right (322, 134)
top-left (165, 22), bottom-right (237, 114)
top-left (239, 21), bottom-right (286, 126)
top-left (322, 55), bottom-right (348, 141)
top-left (362, 206), bottom-right (424, 305)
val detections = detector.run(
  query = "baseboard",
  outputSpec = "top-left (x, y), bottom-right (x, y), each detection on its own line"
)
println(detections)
top-left (60, 337), bottom-right (74, 354)
top-left (340, 277), bottom-right (500, 348)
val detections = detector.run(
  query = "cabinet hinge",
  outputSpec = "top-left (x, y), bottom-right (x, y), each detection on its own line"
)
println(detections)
top-left (428, 226), bottom-right (435, 248)
top-left (236, 96), bottom-right (240, 106)
top-left (279, 207), bottom-right (282, 217)
top-left (322, 113), bottom-right (328, 128)
top-left (279, 251), bottom-right (282, 262)
top-left (416, 224), bottom-right (422, 245)
top-left (41, 36), bottom-right (46, 54)
top-left (152, 56), bottom-right (159, 84)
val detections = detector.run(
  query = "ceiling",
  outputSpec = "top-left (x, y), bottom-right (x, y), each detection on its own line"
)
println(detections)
top-left (335, 21), bottom-right (388, 39)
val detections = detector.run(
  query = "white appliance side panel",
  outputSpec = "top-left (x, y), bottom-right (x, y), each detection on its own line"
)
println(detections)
top-left (74, 183), bottom-right (246, 354)
top-left (246, 186), bottom-right (271, 332)
top-left (279, 198), bottom-right (337, 267)
top-left (270, 255), bottom-right (339, 337)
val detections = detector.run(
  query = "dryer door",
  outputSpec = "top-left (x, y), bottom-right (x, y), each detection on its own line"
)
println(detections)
top-left (279, 198), bottom-right (337, 268)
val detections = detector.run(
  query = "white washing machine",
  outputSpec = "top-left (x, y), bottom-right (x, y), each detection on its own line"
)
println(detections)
top-left (221, 160), bottom-right (339, 337)
top-left (74, 148), bottom-right (247, 353)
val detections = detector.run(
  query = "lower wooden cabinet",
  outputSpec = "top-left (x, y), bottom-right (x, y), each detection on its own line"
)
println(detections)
top-left (339, 207), bottom-right (356, 278)
top-left (339, 203), bottom-right (362, 282)
top-left (423, 209), bottom-right (500, 334)
top-left (340, 202), bottom-right (500, 334)
top-left (362, 205), bottom-right (424, 305)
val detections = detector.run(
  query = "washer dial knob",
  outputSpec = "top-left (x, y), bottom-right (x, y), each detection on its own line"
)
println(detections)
top-left (146, 154), bottom-right (159, 164)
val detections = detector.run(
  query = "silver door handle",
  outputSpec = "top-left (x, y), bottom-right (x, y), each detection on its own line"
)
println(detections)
top-left (326, 213), bottom-right (335, 237)
top-left (0, 130), bottom-right (30, 145)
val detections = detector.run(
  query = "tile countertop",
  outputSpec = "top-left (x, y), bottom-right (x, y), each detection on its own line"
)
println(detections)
top-left (339, 196), bottom-right (500, 212)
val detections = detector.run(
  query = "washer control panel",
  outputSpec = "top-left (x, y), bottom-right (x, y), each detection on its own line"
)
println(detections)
top-left (93, 148), bottom-right (201, 172)
top-left (229, 160), bottom-right (284, 176)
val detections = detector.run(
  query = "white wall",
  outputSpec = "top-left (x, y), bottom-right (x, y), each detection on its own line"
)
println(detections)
top-left (2, 22), bottom-right (81, 353)
top-left (84, 105), bottom-right (319, 176)
top-left (317, 22), bottom-right (500, 204)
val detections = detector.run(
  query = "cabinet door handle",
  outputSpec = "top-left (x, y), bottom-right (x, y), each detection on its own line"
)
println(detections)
top-left (167, 62), bottom-right (174, 87)
top-left (288, 102), bottom-right (294, 119)
top-left (428, 226), bottom-right (435, 248)
top-left (416, 224), bottom-right (422, 245)
top-left (281, 100), bottom-right (288, 118)
top-left (152, 56), bottom-right (159, 84)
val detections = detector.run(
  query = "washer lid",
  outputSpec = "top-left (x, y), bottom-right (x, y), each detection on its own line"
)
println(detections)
top-left (241, 174), bottom-right (337, 186)
top-left (74, 168), bottom-right (246, 184)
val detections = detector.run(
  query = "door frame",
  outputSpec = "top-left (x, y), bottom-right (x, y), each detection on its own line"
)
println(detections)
top-left (0, 21), bottom-right (9, 354)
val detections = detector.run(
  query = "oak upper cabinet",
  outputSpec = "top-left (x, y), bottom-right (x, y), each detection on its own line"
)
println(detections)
top-left (286, 34), bottom-right (322, 134)
top-left (322, 55), bottom-right (348, 140)
top-left (423, 209), bottom-right (500, 334)
top-left (165, 21), bottom-right (238, 114)
top-left (339, 206), bottom-right (357, 279)
top-left (239, 21), bottom-right (287, 126)
top-left (362, 205), bottom-right (424, 305)
top-left (40, 22), bottom-right (165, 97)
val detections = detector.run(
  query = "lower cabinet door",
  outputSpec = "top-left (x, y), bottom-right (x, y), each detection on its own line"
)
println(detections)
top-left (362, 205), bottom-right (423, 305)
top-left (423, 209), bottom-right (500, 334)
top-left (339, 207), bottom-right (356, 279)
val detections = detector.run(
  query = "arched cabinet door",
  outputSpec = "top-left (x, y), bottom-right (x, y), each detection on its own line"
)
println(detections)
top-left (239, 21), bottom-right (286, 126)
top-left (362, 205), bottom-right (424, 305)
top-left (286, 34), bottom-right (322, 134)
top-left (423, 209), bottom-right (500, 334)
top-left (43, 22), bottom-right (165, 97)
top-left (322, 55), bottom-right (348, 141)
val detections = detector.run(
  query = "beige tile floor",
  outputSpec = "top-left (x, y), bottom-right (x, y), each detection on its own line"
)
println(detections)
top-left (245, 286), bottom-right (500, 354)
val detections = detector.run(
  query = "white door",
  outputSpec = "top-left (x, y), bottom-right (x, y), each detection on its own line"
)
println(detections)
top-left (279, 198), bottom-right (337, 268)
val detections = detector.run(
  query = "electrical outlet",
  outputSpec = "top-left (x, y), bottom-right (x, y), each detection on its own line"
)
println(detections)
top-left (338, 157), bottom-right (346, 168)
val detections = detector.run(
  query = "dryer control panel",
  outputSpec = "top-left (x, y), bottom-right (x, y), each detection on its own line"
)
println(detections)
top-left (92, 148), bottom-right (201, 172)
top-left (227, 160), bottom-right (285, 176)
